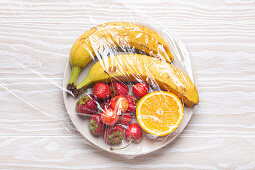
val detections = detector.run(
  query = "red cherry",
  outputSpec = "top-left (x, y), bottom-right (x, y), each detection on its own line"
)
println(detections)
top-left (126, 95), bottom-right (138, 114)
top-left (100, 100), bottom-right (110, 110)
top-left (133, 83), bottom-right (149, 98)
top-left (110, 96), bottom-right (129, 114)
top-left (93, 83), bottom-right (111, 100)
top-left (125, 123), bottom-right (143, 143)
top-left (119, 113), bottom-right (132, 126)
top-left (101, 108), bottom-right (119, 126)
top-left (89, 114), bottom-right (104, 136)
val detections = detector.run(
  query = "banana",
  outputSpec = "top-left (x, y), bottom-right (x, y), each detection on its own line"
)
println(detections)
top-left (74, 54), bottom-right (198, 107)
top-left (67, 22), bottom-right (174, 91)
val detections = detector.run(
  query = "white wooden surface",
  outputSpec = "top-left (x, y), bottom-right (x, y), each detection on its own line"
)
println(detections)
top-left (0, 0), bottom-right (255, 169)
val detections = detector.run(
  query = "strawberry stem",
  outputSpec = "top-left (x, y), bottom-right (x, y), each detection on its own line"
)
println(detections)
top-left (110, 139), bottom-right (133, 151)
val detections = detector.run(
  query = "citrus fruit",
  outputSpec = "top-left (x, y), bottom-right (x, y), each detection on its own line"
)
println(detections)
top-left (136, 91), bottom-right (184, 136)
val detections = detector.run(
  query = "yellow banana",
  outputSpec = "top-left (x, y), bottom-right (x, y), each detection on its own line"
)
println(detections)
top-left (74, 54), bottom-right (198, 107)
top-left (67, 22), bottom-right (174, 91)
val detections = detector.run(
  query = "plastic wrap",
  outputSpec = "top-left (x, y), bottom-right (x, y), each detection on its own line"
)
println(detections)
top-left (63, 21), bottom-right (199, 158)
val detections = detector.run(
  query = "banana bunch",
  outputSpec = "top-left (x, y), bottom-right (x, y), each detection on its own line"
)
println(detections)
top-left (67, 22), bottom-right (173, 90)
top-left (67, 22), bottom-right (199, 106)
top-left (73, 54), bottom-right (199, 107)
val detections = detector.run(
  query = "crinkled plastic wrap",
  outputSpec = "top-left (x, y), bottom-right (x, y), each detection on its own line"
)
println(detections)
top-left (62, 21), bottom-right (199, 159)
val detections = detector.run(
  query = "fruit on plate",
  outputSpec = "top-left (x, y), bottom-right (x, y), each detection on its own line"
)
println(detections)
top-left (125, 123), bottom-right (143, 143)
top-left (93, 83), bottom-right (111, 100)
top-left (110, 96), bottom-right (129, 114)
top-left (126, 95), bottom-right (138, 114)
top-left (74, 54), bottom-right (199, 107)
top-left (136, 91), bottom-right (184, 136)
top-left (118, 113), bottom-right (132, 126)
top-left (133, 83), bottom-right (149, 98)
top-left (101, 108), bottom-right (119, 126)
top-left (67, 22), bottom-right (174, 91)
top-left (76, 94), bottom-right (97, 115)
top-left (104, 124), bottom-right (124, 145)
top-left (110, 82), bottom-right (129, 97)
top-left (89, 114), bottom-right (104, 136)
top-left (110, 123), bottom-right (142, 150)
top-left (100, 100), bottom-right (110, 110)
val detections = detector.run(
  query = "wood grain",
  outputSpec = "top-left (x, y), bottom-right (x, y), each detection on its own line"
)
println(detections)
top-left (0, 0), bottom-right (255, 169)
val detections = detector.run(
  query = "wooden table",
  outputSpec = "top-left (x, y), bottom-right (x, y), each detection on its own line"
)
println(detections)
top-left (1, 0), bottom-right (254, 169)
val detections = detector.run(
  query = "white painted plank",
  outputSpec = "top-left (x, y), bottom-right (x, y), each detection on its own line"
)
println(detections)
top-left (0, 0), bottom-right (255, 168)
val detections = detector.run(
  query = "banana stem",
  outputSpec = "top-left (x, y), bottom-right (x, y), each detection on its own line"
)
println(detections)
top-left (68, 66), bottom-right (81, 86)
top-left (76, 76), bottom-right (91, 90)
top-left (72, 77), bottom-right (91, 98)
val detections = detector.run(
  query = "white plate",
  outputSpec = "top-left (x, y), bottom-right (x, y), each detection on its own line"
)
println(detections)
top-left (63, 23), bottom-right (197, 157)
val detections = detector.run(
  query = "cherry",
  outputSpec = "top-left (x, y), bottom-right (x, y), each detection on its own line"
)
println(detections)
top-left (126, 95), bottom-right (138, 114)
top-left (110, 96), bottom-right (129, 114)
top-left (133, 83), bottom-right (149, 98)
top-left (100, 100), bottom-right (110, 110)
top-left (119, 113), bottom-right (132, 126)
top-left (125, 123), bottom-right (143, 143)
top-left (101, 108), bottom-right (119, 126)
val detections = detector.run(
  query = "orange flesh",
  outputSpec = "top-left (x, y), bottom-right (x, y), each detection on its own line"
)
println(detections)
top-left (137, 92), bottom-right (184, 136)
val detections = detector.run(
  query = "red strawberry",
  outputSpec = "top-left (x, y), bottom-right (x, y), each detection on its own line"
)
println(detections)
top-left (133, 83), bottom-right (149, 98)
top-left (119, 113), bottom-right (132, 126)
top-left (76, 94), bottom-right (97, 115)
top-left (110, 82), bottom-right (129, 97)
top-left (104, 124), bottom-right (124, 145)
top-left (110, 96), bottom-right (129, 114)
top-left (89, 114), bottom-right (104, 136)
top-left (126, 95), bottom-right (138, 114)
top-left (93, 83), bottom-right (111, 100)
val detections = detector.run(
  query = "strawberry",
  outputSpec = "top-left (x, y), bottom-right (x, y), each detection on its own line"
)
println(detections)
top-left (89, 114), bottom-right (104, 136)
top-left (126, 95), bottom-right (138, 114)
top-left (133, 83), bottom-right (149, 98)
top-left (104, 124), bottom-right (124, 145)
top-left (110, 82), bottom-right (129, 97)
top-left (76, 94), bottom-right (97, 115)
top-left (110, 96), bottom-right (129, 114)
top-left (93, 83), bottom-right (111, 100)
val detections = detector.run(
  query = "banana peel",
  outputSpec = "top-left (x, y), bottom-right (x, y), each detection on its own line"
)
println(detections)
top-left (74, 54), bottom-right (199, 107)
top-left (67, 22), bottom-right (174, 90)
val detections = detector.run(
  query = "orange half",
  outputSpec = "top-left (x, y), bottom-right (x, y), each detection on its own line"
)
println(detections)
top-left (136, 91), bottom-right (184, 136)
